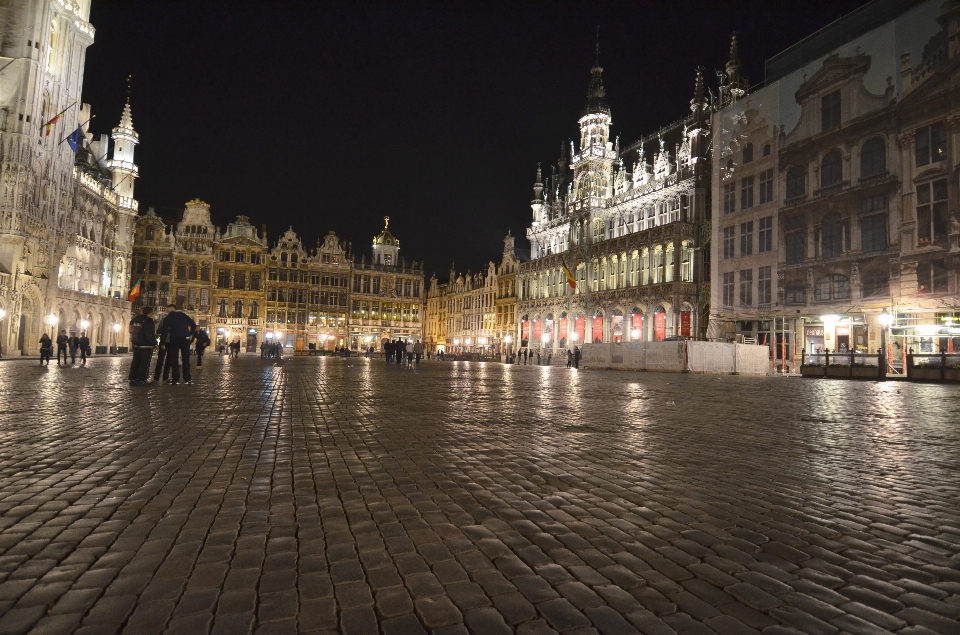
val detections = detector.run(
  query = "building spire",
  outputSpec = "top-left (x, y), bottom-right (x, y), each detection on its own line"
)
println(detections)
top-left (582, 28), bottom-right (610, 117)
top-left (726, 34), bottom-right (744, 101)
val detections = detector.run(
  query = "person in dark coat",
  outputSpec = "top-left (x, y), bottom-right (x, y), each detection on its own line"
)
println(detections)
top-left (38, 333), bottom-right (53, 365)
top-left (159, 304), bottom-right (196, 385)
top-left (193, 329), bottom-right (211, 368)
top-left (128, 306), bottom-right (157, 384)
top-left (68, 333), bottom-right (80, 364)
top-left (153, 312), bottom-right (172, 383)
top-left (56, 330), bottom-right (69, 365)
top-left (78, 332), bottom-right (90, 366)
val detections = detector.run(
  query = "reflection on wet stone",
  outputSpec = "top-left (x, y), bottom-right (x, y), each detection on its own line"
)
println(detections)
top-left (0, 356), bottom-right (957, 635)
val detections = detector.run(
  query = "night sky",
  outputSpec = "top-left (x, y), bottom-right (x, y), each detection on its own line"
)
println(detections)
top-left (82, 0), bottom-right (870, 280)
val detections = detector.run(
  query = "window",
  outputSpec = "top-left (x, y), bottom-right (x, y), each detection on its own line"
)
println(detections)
top-left (723, 227), bottom-right (736, 259)
top-left (814, 274), bottom-right (849, 301)
top-left (250, 301), bottom-right (259, 319)
top-left (739, 269), bottom-right (752, 307)
top-left (740, 221), bottom-right (753, 256)
top-left (145, 226), bottom-right (155, 241)
top-left (372, 276), bottom-right (381, 294)
top-left (763, 143), bottom-right (771, 157)
top-left (218, 298), bottom-right (227, 318)
top-left (220, 251), bottom-right (230, 262)
top-left (821, 90), bottom-right (841, 131)
top-left (786, 166), bottom-right (805, 199)
top-left (917, 179), bottom-right (949, 247)
top-left (235, 252), bottom-right (246, 263)
top-left (680, 242), bottom-right (693, 282)
top-left (785, 281), bottom-right (805, 305)
top-left (741, 177), bottom-right (754, 210)
top-left (861, 270), bottom-right (888, 299)
top-left (199, 289), bottom-right (209, 313)
top-left (362, 275), bottom-right (371, 294)
top-left (821, 213), bottom-right (843, 258)
top-left (861, 196), bottom-right (887, 253)
top-left (758, 216), bottom-right (773, 253)
top-left (250, 273), bottom-right (261, 291)
top-left (785, 216), bottom-right (806, 265)
top-left (758, 267), bottom-right (772, 305)
top-left (268, 268), bottom-right (278, 281)
top-left (917, 260), bottom-right (948, 294)
top-left (233, 300), bottom-right (244, 318)
top-left (742, 143), bottom-right (754, 164)
top-left (860, 138), bottom-right (885, 178)
top-left (759, 169), bottom-right (773, 204)
top-left (148, 255), bottom-right (159, 275)
top-left (201, 263), bottom-right (210, 282)
top-left (218, 270), bottom-right (230, 289)
top-left (233, 271), bottom-right (246, 290)
top-left (723, 272), bottom-right (735, 306)
top-left (175, 264), bottom-right (186, 281)
top-left (821, 151), bottom-right (843, 188)
top-left (188, 262), bottom-right (197, 280)
top-left (723, 183), bottom-right (736, 215)
top-left (915, 123), bottom-right (947, 167)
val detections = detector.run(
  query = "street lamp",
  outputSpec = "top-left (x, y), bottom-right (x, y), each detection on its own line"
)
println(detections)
top-left (80, 319), bottom-right (89, 335)
top-left (46, 313), bottom-right (58, 329)
top-left (570, 332), bottom-right (578, 342)
top-left (113, 322), bottom-right (120, 352)
top-left (631, 328), bottom-right (640, 341)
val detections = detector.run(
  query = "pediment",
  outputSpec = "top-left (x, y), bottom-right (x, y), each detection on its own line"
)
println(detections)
top-left (219, 235), bottom-right (264, 247)
top-left (795, 54), bottom-right (871, 103)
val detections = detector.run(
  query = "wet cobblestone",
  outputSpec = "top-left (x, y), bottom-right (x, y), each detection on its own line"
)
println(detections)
top-left (0, 356), bottom-right (958, 634)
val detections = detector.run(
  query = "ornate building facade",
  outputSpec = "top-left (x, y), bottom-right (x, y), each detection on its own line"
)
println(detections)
top-left (517, 52), bottom-right (712, 354)
top-left (211, 215), bottom-right (266, 351)
top-left (0, 0), bottom-right (137, 355)
top-left (348, 218), bottom-right (424, 351)
top-left (424, 232), bottom-right (520, 356)
top-left (710, 0), bottom-right (960, 370)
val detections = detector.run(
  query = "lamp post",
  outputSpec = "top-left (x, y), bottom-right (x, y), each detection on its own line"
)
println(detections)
top-left (112, 322), bottom-right (121, 353)
top-left (878, 308), bottom-right (893, 377)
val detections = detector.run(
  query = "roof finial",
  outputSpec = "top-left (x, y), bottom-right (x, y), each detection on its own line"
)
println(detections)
top-left (384, 216), bottom-right (390, 229)
top-left (126, 74), bottom-right (132, 105)
top-left (595, 25), bottom-right (600, 66)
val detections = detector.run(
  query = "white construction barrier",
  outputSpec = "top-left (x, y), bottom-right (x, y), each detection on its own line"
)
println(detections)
top-left (579, 341), bottom-right (770, 375)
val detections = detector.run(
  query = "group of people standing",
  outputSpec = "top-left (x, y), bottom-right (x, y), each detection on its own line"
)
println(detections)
top-left (37, 330), bottom-right (91, 366)
top-left (384, 339), bottom-right (424, 365)
top-left (260, 341), bottom-right (283, 358)
top-left (128, 304), bottom-right (208, 385)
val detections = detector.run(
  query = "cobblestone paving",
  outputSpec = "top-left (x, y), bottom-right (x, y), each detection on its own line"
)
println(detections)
top-left (0, 356), bottom-right (958, 635)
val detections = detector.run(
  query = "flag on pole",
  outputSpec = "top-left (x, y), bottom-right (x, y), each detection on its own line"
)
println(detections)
top-left (65, 126), bottom-right (81, 151)
top-left (42, 114), bottom-right (61, 136)
top-left (128, 278), bottom-right (143, 303)
top-left (562, 262), bottom-right (577, 289)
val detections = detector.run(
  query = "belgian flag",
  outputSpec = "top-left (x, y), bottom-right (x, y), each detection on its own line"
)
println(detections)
top-left (128, 278), bottom-right (143, 303)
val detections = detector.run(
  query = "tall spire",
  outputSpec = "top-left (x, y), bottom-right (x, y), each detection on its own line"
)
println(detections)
top-left (726, 34), bottom-right (744, 102)
top-left (582, 27), bottom-right (610, 117)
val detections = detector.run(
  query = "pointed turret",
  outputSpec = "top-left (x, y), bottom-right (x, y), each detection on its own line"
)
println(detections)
top-left (725, 35), bottom-right (745, 102)
top-left (110, 76), bottom-right (139, 211)
top-left (531, 164), bottom-right (545, 224)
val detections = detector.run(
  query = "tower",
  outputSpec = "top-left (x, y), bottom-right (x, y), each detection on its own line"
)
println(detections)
top-left (110, 91), bottom-right (139, 209)
top-left (570, 40), bottom-right (615, 205)
top-left (372, 216), bottom-right (400, 266)
top-left (724, 35), bottom-right (745, 103)
top-left (530, 165), bottom-right (544, 224)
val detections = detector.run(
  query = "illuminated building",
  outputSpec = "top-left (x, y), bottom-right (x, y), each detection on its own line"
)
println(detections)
top-left (710, 0), bottom-right (960, 371)
top-left (211, 216), bottom-right (268, 351)
top-left (348, 218), bottom-right (424, 351)
top-left (517, 49), bottom-right (712, 354)
top-left (0, 1), bottom-right (137, 354)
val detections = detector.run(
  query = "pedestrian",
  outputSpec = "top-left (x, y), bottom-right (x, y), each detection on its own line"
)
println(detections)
top-left (566, 349), bottom-right (573, 368)
top-left (413, 340), bottom-right (424, 365)
top-left (56, 330), bottom-right (69, 365)
top-left (78, 332), bottom-right (90, 366)
top-left (523, 348), bottom-right (528, 365)
top-left (574, 346), bottom-right (581, 369)
top-left (38, 333), bottom-right (53, 365)
top-left (153, 311), bottom-right (173, 383)
top-left (68, 332), bottom-right (80, 364)
top-left (159, 303), bottom-right (196, 385)
top-left (259, 341), bottom-right (265, 358)
top-left (128, 306), bottom-right (157, 385)
top-left (385, 340), bottom-right (393, 364)
top-left (406, 340), bottom-right (414, 365)
top-left (536, 351), bottom-right (541, 365)
top-left (395, 339), bottom-right (403, 365)
top-left (193, 329), bottom-right (211, 368)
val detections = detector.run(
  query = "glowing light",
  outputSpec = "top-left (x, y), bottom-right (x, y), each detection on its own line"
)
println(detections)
top-left (916, 325), bottom-right (940, 336)
top-left (0, 309), bottom-right (5, 320)
top-left (504, 335), bottom-right (512, 343)
top-left (46, 313), bottom-right (58, 327)
top-left (631, 329), bottom-right (640, 339)
top-left (878, 309), bottom-right (893, 327)
top-left (454, 339), bottom-right (460, 346)
top-left (821, 314), bottom-right (840, 326)
top-left (113, 323), bottom-right (121, 333)
top-left (465, 338), bottom-right (471, 346)
top-left (80, 319), bottom-right (89, 330)
top-left (570, 332), bottom-right (578, 342)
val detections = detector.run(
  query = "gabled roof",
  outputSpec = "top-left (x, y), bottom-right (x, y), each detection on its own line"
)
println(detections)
top-left (795, 53), bottom-right (871, 103)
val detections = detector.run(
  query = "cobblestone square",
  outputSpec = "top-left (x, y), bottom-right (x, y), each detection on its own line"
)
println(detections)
top-left (0, 356), bottom-right (958, 635)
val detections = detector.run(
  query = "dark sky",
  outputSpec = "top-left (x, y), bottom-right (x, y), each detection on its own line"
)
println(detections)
top-left (83, 0), bottom-right (869, 280)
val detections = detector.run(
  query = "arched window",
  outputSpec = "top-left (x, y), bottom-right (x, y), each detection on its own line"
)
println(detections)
top-left (821, 213), bottom-right (843, 258)
top-left (814, 277), bottom-right (831, 301)
top-left (861, 270), bottom-right (889, 299)
top-left (821, 151), bottom-right (843, 188)
top-left (833, 274), bottom-right (850, 299)
top-left (786, 166), bottom-right (805, 199)
top-left (785, 281), bottom-right (805, 305)
top-left (860, 138), bottom-right (885, 178)
top-left (742, 143), bottom-right (754, 164)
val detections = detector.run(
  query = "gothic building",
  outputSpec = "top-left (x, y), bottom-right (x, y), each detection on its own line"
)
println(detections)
top-left (711, 0), bottom-right (960, 370)
top-left (517, 50), bottom-right (712, 353)
top-left (424, 232), bottom-right (521, 356)
top-left (0, 0), bottom-right (138, 355)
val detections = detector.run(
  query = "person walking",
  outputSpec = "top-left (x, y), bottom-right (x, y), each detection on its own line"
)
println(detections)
top-left (55, 330), bottom-right (69, 365)
top-left (153, 311), bottom-right (173, 383)
top-left (193, 329), bottom-right (211, 368)
top-left (159, 304), bottom-right (196, 385)
top-left (573, 346), bottom-right (581, 369)
top-left (78, 332), bottom-right (90, 366)
top-left (395, 339), bottom-right (403, 365)
top-left (413, 340), bottom-right (424, 365)
top-left (128, 306), bottom-right (157, 385)
top-left (68, 333), bottom-right (80, 364)
top-left (38, 333), bottom-right (53, 365)
top-left (405, 340), bottom-right (414, 366)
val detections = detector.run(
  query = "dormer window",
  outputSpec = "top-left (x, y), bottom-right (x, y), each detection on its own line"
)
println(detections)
top-left (821, 90), bottom-right (841, 132)
top-left (280, 252), bottom-right (287, 264)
